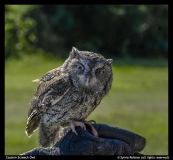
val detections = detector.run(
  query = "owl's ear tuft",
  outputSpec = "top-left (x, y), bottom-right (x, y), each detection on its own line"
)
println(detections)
top-left (107, 59), bottom-right (113, 65)
top-left (72, 47), bottom-right (78, 52)
top-left (69, 47), bottom-right (80, 59)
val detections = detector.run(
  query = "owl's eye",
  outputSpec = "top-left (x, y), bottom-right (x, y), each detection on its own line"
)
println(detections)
top-left (95, 69), bottom-right (105, 75)
top-left (74, 64), bottom-right (83, 70)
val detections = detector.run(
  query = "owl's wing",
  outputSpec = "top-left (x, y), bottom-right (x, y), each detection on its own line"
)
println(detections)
top-left (32, 67), bottom-right (61, 83)
top-left (26, 76), bottom-right (71, 137)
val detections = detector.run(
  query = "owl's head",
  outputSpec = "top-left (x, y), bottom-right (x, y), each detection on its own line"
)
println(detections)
top-left (62, 47), bottom-right (113, 93)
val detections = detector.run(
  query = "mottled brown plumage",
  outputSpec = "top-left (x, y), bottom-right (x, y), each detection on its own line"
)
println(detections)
top-left (25, 47), bottom-right (113, 147)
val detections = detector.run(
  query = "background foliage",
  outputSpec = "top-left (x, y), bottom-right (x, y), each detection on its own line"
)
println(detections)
top-left (5, 5), bottom-right (168, 59)
top-left (5, 5), bottom-right (168, 155)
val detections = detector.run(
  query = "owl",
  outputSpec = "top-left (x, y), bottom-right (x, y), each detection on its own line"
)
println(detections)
top-left (25, 47), bottom-right (113, 147)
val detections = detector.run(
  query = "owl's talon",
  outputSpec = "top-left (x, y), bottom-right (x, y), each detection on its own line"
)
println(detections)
top-left (63, 127), bottom-right (71, 135)
top-left (63, 121), bottom-right (86, 135)
top-left (88, 120), bottom-right (96, 124)
top-left (71, 121), bottom-right (87, 135)
top-left (81, 123), bottom-right (87, 131)
top-left (83, 120), bottom-right (98, 137)
top-left (72, 130), bottom-right (78, 135)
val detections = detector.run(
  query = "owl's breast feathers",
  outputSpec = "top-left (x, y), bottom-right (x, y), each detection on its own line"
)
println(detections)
top-left (26, 68), bottom-right (107, 137)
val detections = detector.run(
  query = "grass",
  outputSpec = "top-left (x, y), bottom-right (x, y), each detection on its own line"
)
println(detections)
top-left (5, 53), bottom-right (168, 155)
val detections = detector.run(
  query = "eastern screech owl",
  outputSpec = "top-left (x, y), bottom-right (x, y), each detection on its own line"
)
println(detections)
top-left (25, 47), bottom-right (113, 147)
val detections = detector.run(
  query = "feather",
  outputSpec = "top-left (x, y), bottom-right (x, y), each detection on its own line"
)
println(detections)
top-left (26, 75), bottom-right (71, 141)
top-left (25, 113), bottom-right (41, 137)
top-left (32, 79), bottom-right (41, 83)
top-left (51, 88), bottom-right (70, 105)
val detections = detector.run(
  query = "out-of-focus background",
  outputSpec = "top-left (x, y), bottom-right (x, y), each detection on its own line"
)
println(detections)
top-left (5, 5), bottom-right (168, 155)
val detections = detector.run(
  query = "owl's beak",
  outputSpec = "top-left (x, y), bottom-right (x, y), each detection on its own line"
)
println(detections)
top-left (85, 76), bottom-right (90, 86)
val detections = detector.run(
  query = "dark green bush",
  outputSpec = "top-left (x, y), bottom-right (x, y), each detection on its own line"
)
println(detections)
top-left (5, 5), bottom-right (168, 59)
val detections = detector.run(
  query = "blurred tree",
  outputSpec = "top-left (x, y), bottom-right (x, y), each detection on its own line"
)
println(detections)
top-left (5, 5), bottom-right (168, 59)
top-left (5, 5), bottom-right (38, 58)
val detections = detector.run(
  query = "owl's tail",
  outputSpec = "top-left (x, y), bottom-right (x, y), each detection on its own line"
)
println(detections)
top-left (38, 122), bottom-right (61, 147)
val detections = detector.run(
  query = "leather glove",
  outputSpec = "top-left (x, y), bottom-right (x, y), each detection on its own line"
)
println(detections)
top-left (20, 122), bottom-right (146, 155)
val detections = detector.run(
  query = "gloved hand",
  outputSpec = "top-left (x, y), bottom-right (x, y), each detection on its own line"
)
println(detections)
top-left (20, 122), bottom-right (146, 155)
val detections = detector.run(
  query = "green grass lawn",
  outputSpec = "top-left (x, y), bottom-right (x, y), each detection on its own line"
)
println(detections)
top-left (5, 54), bottom-right (168, 155)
